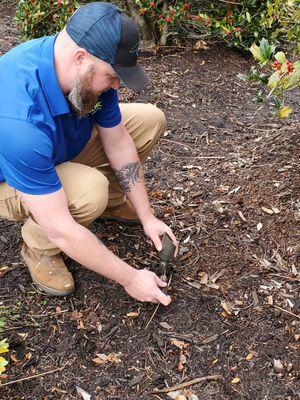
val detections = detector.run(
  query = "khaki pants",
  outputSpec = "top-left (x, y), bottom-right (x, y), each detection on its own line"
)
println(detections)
top-left (0, 103), bottom-right (166, 256)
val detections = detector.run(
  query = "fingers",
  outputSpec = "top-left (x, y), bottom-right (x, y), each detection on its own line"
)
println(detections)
top-left (157, 291), bottom-right (172, 306)
top-left (154, 274), bottom-right (168, 287)
top-left (152, 232), bottom-right (163, 252)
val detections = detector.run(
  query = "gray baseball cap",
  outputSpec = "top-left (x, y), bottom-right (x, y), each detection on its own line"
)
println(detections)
top-left (66, 2), bottom-right (150, 91)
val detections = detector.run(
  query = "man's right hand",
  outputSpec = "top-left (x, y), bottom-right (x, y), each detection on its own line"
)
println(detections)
top-left (123, 269), bottom-right (171, 305)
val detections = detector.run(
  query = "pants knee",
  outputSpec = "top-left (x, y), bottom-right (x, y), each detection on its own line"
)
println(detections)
top-left (147, 104), bottom-right (167, 137)
top-left (70, 170), bottom-right (109, 222)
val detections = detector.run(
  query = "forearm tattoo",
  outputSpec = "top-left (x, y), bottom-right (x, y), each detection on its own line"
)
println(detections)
top-left (114, 162), bottom-right (142, 193)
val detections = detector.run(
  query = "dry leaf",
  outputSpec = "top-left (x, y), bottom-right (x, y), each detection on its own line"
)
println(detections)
top-left (220, 310), bottom-right (229, 318)
top-left (171, 338), bottom-right (189, 349)
top-left (199, 271), bottom-right (208, 285)
top-left (273, 359), bottom-right (284, 371)
top-left (291, 264), bottom-right (298, 276)
top-left (178, 353), bottom-right (187, 371)
top-left (231, 377), bottom-right (240, 384)
top-left (92, 353), bottom-right (122, 365)
top-left (188, 395), bottom-right (199, 400)
top-left (238, 210), bottom-right (247, 222)
top-left (272, 207), bottom-right (280, 214)
top-left (75, 386), bottom-right (91, 400)
top-left (261, 207), bottom-right (274, 215)
top-left (246, 353), bottom-right (254, 361)
top-left (126, 312), bottom-right (139, 317)
top-left (208, 283), bottom-right (220, 290)
top-left (186, 281), bottom-right (201, 289)
top-left (159, 321), bottom-right (173, 330)
top-left (221, 302), bottom-right (232, 316)
top-left (212, 200), bottom-right (224, 214)
top-left (257, 222), bottom-right (263, 231)
top-left (195, 40), bottom-right (209, 50)
top-left (0, 266), bottom-right (10, 279)
top-left (167, 391), bottom-right (182, 399)
top-left (267, 295), bottom-right (273, 305)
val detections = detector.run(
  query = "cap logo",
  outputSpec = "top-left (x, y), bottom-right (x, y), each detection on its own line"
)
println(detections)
top-left (129, 42), bottom-right (140, 57)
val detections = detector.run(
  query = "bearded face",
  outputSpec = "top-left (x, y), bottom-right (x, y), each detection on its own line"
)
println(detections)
top-left (67, 65), bottom-right (99, 117)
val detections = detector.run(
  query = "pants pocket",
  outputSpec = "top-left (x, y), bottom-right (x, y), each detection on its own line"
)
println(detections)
top-left (0, 183), bottom-right (29, 221)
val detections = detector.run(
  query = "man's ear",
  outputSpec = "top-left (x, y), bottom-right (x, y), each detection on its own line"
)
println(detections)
top-left (73, 48), bottom-right (88, 65)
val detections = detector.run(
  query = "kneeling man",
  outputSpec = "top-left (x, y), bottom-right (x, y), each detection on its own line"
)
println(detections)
top-left (0, 2), bottom-right (178, 304)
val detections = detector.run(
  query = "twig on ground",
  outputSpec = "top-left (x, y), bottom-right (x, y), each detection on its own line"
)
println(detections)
top-left (0, 364), bottom-right (67, 387)
top-left (149, 374), bottom-right (222, 394)
top-left (273, 305), bottom-right (300, 320)
top-left (145, 275), bottom-right (172, 330)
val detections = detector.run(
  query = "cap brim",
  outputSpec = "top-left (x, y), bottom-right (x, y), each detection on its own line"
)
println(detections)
top-left (112, 64), bottom-right (151, 92)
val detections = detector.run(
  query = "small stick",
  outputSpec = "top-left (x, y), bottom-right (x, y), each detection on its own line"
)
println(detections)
top-left (0, 364), bottom-right (67, 387)
top-left (145, 275), bottom-right (172, 330)
top-left (145, 304), bottom-right (160, 330)
top-left (273, 305), bottom-right (300, 320)
top-left (149, 374), bottom-right (222, 394)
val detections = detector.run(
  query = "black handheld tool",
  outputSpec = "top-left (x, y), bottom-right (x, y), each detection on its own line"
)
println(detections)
top-left (158, 232), bottom-right (176, 294)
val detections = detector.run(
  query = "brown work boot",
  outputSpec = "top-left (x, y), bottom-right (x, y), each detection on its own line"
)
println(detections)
top-left (21, 243), bottom-right (74, 296)
top-left (97, 200), bottom-right (140, 225)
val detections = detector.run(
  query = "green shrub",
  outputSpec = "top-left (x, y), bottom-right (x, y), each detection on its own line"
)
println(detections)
top-left (15, 0), bottom-right (299, 52)
top-left (135, 0), bottom-right (299, 51)
top-left (239, 38), bottom-right (300, 118)
top-left (15, 0), bottom-right (79, 40)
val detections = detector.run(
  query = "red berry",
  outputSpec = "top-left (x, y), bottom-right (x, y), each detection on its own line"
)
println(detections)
top-left (184, 2), bottom-right (190, 9)
top-left (170, 9), bottom-right (175, 16)
top-left (196, 15), bottom-right (202, 22)
top-left (166, 16), bottom-right (173, 22)
top-left (150, 2), bottom-right (155, 7)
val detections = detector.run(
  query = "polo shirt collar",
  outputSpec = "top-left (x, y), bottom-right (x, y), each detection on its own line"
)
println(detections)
top-left (39, 34), bottom-right (70, 117)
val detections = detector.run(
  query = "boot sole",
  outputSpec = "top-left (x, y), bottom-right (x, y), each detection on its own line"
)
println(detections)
top-left (21, 250), bottom-right (75, 297)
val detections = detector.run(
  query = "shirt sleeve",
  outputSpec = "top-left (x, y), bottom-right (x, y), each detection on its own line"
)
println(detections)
top-left (0, 119), bottom-right (62, 195)
top-left (94, 88), bottom-right (122, 128)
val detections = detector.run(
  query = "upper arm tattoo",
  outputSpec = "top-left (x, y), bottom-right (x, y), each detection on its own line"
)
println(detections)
top-left (114, 162), bottom-right (142, 193)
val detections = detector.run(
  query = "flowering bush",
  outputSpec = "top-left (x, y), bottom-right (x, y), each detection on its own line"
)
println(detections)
top-left (16, 0), bottom-right (299, 52)
top-left (134, 0), bottom-right (299, 50)
top-left (239, 38), bottom-right (300, 118)
top-left (15, 0), bottom-right (79, 40)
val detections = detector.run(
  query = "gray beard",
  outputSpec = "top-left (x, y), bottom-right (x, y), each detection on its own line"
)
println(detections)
top-left (67, 85), bottom-right (99, 117)
top-left (67, 68), bottom-right (99, 117)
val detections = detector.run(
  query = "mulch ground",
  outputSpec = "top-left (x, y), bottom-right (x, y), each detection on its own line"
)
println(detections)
top-left (0, 2), bottom-right (299, 400)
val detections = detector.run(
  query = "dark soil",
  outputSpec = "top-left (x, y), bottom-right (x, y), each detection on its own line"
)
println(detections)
top-left (0, 2), bottom-right (299, 400)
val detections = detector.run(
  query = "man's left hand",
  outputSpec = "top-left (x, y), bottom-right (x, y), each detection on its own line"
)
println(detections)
top-left (142, 216), bottom-right (179, 255)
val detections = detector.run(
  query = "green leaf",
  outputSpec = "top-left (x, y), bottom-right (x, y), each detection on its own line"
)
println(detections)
top-left (0, 356), bottom-right (9, 373)
top-left (282, 65), bottom-right (300, 89)
top-left (250, 43), bottom-right (264, 63)
top-left (268, 71), bottom-right (281, 89)
top-left (0, 339), bottom-right (9, 355)
top-left (278, 106), bottom-right (293, 118)
top-left (274, 51), bottom-right (286, 64)
top-left (259, 38), bottom-right (276, 62)
top-left (273, 96), bottom-right (281, 110)
top-left (246, 11), bottom-right (251, 22)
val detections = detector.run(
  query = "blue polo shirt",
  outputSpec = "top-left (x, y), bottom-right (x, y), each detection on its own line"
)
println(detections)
top-left (0, 35), bottom-right (122, 195)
